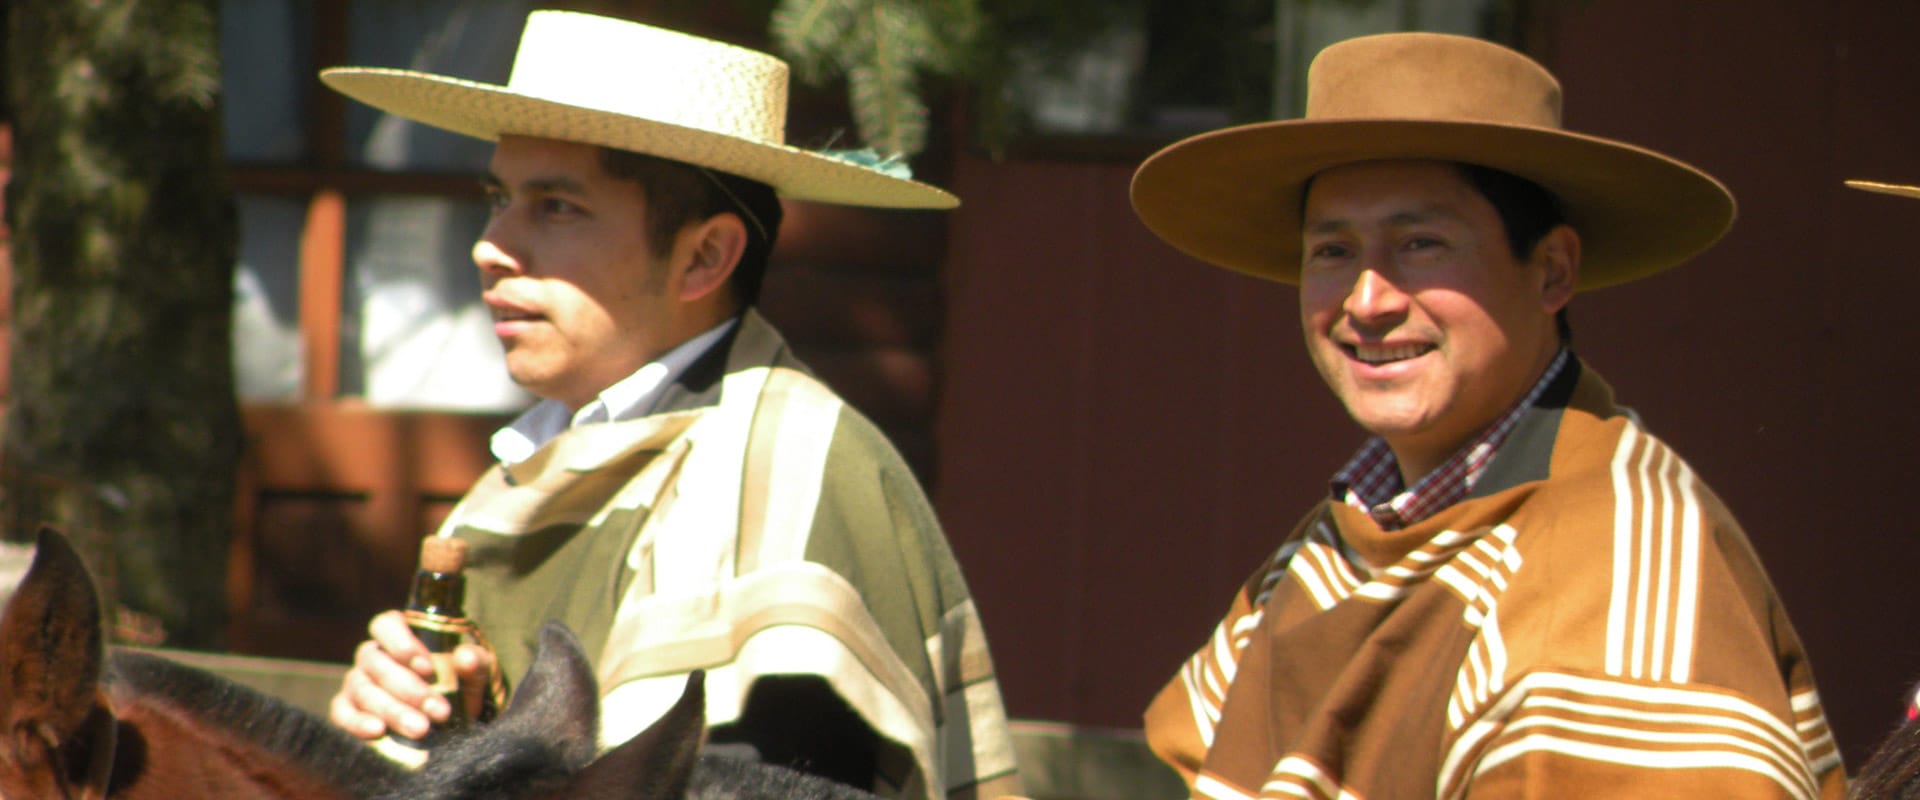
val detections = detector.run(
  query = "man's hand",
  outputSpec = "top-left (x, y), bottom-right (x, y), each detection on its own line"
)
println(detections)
top-left (328, 610), bottom-right (495, 740)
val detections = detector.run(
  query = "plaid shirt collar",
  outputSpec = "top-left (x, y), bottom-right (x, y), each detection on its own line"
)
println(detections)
top-left (1330, 348), bottom-right (1572, 530)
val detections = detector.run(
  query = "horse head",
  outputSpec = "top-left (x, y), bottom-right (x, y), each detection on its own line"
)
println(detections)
top-left (0, 527), bottom-right (399, 800)
top-left (1, 526), bottom-right (879, 800)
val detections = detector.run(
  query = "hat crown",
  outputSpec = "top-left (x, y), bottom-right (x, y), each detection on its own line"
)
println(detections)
top-left (504, 10), bottom-right (788, 146)
top-left (1306, 32), bottom-right (1561, 129)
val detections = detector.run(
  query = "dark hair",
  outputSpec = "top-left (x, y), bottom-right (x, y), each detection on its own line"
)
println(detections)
top-left (597, 147), bottom-right (784, 307)
top-left (1454, 163), bottom-right (1573, 343)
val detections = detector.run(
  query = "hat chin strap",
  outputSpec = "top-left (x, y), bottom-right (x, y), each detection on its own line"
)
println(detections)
top-left (695, 167), bottom-right (769, 246)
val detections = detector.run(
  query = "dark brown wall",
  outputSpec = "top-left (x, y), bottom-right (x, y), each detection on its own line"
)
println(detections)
top-left (936, 159), bottom-right (1336, 732)
top-left (933, 0), bottom-right (1920, 768)
top-left (1544, 0), bottom-right (1920, 769)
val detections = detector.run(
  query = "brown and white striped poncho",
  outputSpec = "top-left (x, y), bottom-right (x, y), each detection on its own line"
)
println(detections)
top-left (1145, 360), bottom-right (1845, 799)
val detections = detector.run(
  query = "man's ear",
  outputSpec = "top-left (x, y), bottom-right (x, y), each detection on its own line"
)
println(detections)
top-left (1533, 224), bottom-right (1580, 313)
top-left (677, 213), bottom-right (747, 304)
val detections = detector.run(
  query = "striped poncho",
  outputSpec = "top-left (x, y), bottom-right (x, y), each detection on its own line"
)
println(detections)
top-left (435, 311), bottom-right (1021, 800)
top-left (1144, 360), bottom-right (1845, 799)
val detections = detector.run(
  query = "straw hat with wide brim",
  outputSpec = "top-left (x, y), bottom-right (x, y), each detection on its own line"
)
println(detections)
top-left (1130, 32), bottom-right (1735, 290)
top-left (1846, 180), bottom-right (1920, 199)
top-left (320, 10), bottom-right (955, 210)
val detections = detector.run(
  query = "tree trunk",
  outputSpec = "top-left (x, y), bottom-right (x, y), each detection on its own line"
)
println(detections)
top-left (4, 0), bottom-right (240, 649)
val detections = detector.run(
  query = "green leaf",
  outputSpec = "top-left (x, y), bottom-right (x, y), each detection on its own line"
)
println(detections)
top-left (771, 0), bottom-right (856, 85)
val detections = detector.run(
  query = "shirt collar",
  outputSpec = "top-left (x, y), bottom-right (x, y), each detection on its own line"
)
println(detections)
top-left (1330, 348), bottom-right (1572, 529)
top-left (489, 317), bottom-right (739, 465)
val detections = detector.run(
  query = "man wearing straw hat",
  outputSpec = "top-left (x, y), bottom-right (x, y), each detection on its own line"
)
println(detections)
top-left (1130, 32), bottom-right (1845, 797)
top-left (316, 11), bottom-right (1019, 800)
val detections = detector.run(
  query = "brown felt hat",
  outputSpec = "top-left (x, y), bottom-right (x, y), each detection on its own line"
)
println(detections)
top-left (1130, 32), bottom-right (1735, 290)
top-left (1846, 180), bottom-right (1920, 199)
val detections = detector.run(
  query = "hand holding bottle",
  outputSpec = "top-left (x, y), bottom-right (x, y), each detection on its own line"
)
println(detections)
top-left (328, 537), bottom-right (499, 766)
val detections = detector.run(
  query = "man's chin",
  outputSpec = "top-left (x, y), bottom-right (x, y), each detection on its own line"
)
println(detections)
top-left (503, 364), bottom-right (560, 399)
top-left (1342, 404), bottom-right (1441, 442)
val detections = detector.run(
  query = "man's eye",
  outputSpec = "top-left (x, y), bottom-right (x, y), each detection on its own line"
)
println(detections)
top-left (1308, 243), bottom-right (1350, 259)
top-left (539, 197), bottom-right (581, 216)
top-left (482, 187), bottom-right (508, 210)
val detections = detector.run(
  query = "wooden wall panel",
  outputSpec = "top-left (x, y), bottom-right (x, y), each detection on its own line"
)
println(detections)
top-left (229, 406), bottom-right (508, 660)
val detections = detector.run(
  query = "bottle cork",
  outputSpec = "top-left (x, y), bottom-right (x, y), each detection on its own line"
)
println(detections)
top-left (420, 537), bottom-right (467, 575)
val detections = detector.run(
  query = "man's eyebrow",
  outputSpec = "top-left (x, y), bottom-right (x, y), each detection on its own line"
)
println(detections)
top-left (480, 174), bottom-right (590, 194)
top-left (1304, 217), bottom-right (1350, 236)
top-left (1384, 206), bottom-right (1459, 226)
top-left (1303, 204), bottom-right (1461, 234)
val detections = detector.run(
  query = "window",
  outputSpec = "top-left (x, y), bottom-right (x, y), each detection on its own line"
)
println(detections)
top-left (222, 0), bottom-right (537, 411)
top-left (993, 0), bottom-right (1527, 160)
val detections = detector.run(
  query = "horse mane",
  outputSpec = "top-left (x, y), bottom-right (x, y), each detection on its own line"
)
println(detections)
top-left (380, 724), bottom-right (581, 800)
top-left (106, 649), bottom-right (403, 798)
top-left (688, 754), bottom-right (882, 800)
top-left (1856, 712), bottom-right (1920, 799)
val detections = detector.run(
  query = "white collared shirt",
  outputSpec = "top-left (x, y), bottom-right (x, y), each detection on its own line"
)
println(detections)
top-left (489, 318), bottom-right (739, 465)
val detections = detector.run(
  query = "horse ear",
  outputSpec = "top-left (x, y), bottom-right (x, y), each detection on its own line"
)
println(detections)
top-left (492, 621), bottom-right (602, 767)
top-left (564, 670), bottom-right (707, 800)
top-left (0, 526), bottom-right (106, 736)
top-left (0, 526), bottom-right (111, 797)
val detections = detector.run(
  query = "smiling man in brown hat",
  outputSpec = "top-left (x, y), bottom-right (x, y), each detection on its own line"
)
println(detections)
top-left (315, 11), bottom-right (1018, 800)
top-left (1131, 32), bottom-right (1844, 798)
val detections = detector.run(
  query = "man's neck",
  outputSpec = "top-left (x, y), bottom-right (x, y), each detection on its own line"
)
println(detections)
top-left (561, 314), bottom-right (740, 419)
top-left (1390, 419), bottom-right (1505, 488)
top-left (559, 302), bottom-right (742, 414)
top-left (493, 314), bottom-right (743, 466)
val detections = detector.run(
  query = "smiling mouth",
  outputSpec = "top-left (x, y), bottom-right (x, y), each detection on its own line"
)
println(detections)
top-left (1344, 342), bottom-right (1434, 365)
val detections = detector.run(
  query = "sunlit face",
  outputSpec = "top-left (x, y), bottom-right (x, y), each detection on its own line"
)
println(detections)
top-left (473, 136), bottom-right (685, 410)
top-left (1299, 160), bottom-right (1574, 479)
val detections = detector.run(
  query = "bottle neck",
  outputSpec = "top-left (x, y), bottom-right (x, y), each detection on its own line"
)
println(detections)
top-left (409, 570), bottom-right (466, 617)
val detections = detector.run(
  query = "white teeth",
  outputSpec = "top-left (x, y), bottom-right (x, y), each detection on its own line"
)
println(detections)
top-left (1352, 343), bottom-right (1430, 364)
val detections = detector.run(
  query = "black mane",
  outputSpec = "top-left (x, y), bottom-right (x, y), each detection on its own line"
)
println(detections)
top-left (379, 724), bottom-right (581, 800)
top-left (106, 649), bottom-right (404, 797)
top-left (689, 755), bottom-right (883, 800)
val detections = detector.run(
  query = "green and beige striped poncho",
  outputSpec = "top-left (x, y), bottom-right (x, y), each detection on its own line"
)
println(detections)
top-left (434, 311), bottom-right (1020, 800)
top-left (1146, 361), bottom-right (1845, 799)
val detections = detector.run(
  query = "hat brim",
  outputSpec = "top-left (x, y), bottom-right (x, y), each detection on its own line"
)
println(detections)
top-left (1130, 119), bottom-right (1735, 290)
top-left (1846, 180), bottom-right (1920, 200)
top-left (321, 68), bottom-right (958, 210)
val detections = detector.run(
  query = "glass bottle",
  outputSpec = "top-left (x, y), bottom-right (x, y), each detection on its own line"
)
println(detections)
top-left (372, 536), bottom-right (472, 767)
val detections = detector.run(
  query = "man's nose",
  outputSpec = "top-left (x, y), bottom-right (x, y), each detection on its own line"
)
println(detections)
top-left (1343, 268), bottom-right (1409, 324)
top-left (472, 226), bottom-right (522, 277)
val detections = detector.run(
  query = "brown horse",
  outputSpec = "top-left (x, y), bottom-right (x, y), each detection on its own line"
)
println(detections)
top-left (0, 526), bottom-right (879, 799)
top-left (0, 526), bottom-right (403, 799)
